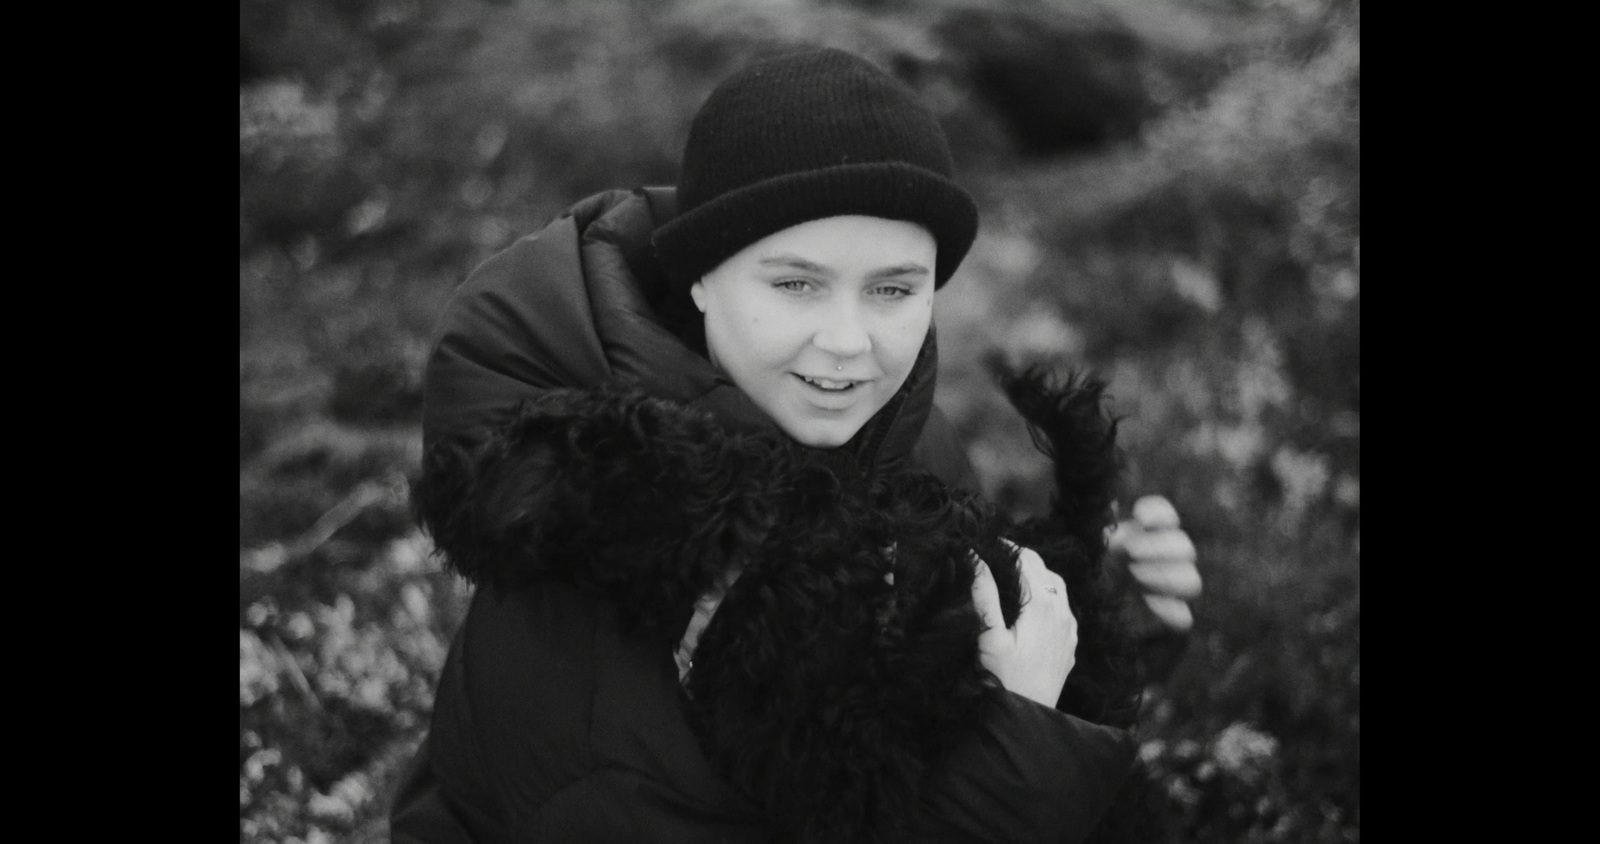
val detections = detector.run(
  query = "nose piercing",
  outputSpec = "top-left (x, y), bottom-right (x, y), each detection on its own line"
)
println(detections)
top-left (836, 364), bottom-right (843, 372)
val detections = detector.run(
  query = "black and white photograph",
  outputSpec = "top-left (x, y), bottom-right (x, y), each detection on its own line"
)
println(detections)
top-left (240, 1), bottom-right (1359, 841)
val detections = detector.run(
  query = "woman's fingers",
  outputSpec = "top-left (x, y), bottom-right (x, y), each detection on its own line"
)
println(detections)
top-left (1115, 527), bottom-right (1200, 600)
top-left (969, 554), bottom-right (1003, 632)
top-left (1131, 495), bottom-right (1182, 530)
top-left (1127, 557), bottom-right (1202, 600)
top-left (970, 554), bottom-right (1015, 662)
top-left (1141, 594), bottom-right (1194, 632)
top-left (1107, 495), bottom-right (1202, 633)
top-left (973, 541), bottom-right (1077, 708)
top-left (1006, 540), bottom-right (1069, 609)
top-left (1109, 494), bottom-right (1201, 604)
top-left (1119, 528), bottom-right (1197, 564)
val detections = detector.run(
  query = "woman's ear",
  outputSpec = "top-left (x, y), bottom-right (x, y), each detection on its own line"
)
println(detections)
top-left (689, 279), bottom-right (708, 314)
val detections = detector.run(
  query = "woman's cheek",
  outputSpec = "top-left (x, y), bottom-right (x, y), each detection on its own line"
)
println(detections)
top-left (889, 309), bottom-right (932, 354)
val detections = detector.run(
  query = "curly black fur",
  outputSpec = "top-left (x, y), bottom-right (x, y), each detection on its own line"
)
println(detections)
top-left (685, 468), bottom-right (1014, 843)
top-left (413, 372), bottom-right (1140, 843)
top-left (1002, 366), bottom-right (1141, 731)
top-left (413, 386), bottom-right (795, 632)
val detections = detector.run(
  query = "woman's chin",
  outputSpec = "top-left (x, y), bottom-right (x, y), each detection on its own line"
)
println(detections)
top-left (775, 417), bottom-right (864, 449)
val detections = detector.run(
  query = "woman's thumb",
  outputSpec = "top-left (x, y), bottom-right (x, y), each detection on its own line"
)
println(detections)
top-left (970, 557), bottom-right (1003, 631)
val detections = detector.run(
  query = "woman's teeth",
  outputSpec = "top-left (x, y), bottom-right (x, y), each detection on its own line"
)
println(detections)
top-left (800, 375), bottom-right (855, 391)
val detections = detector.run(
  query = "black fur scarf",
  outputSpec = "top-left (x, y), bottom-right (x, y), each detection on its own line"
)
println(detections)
top-left (413, 369), bottom-right (1140, 843)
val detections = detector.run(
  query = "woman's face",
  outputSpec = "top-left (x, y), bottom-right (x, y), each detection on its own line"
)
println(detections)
top-left (691, 215), bottom-right (937, 448)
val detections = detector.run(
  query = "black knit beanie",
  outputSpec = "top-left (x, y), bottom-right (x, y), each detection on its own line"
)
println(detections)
top-left (653, 48), bottom-right (979, 292)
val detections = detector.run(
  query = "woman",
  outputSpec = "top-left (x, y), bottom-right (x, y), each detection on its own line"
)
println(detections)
top-left (390, 47), bottom-right (1178, 843)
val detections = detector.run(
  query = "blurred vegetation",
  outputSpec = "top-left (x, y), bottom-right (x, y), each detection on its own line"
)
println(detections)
top-left (239, 0), bottom-right (1358, 841)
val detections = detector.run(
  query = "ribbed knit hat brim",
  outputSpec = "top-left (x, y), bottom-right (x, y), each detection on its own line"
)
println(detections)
top-left (652, 48), bottom-right (979, 291)
top-left (653, 161), bottom-right (977, 289)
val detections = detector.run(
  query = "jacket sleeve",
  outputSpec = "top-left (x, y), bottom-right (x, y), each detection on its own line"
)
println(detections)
top-left (910, 692), bottom-right (1138, 844)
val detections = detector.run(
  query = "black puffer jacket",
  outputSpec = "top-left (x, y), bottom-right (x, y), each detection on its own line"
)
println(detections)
top-left (389, 189), bottom-right (1137, 843)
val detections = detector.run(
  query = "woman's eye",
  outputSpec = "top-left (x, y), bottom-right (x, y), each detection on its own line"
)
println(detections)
top-left (774, 279), bottom-right (812, 292)
top-left (871, 285), bottom-right (913, 299)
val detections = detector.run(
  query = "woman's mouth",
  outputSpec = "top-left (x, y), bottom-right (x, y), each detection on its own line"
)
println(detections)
top-left (796, 374), bottom-right (859, 392)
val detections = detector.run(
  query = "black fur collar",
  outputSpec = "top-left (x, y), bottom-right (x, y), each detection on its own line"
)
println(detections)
top-left (413, 371), bottom-right (1137, 842)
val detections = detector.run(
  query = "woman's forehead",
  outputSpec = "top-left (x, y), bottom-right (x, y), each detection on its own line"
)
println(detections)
top-left (755, 253), bottom-right (932, 280)
top-left (736, 215), bottom-right (936, 274)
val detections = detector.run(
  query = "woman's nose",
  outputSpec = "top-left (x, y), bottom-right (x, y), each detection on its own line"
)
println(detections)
top-left (812, 300), bottom-right (872, 357)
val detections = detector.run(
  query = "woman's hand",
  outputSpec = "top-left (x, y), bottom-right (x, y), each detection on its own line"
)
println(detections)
top-left (970, 541), bottom-right (1077, 708)
top-left (1107, 495), bottom-right (1201, 633)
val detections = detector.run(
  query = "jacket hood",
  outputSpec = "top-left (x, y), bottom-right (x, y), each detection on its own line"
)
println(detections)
top-left (421, 187), bottom-right (941, 479)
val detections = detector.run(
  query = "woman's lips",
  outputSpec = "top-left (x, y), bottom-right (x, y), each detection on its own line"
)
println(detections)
top-left (796, 374), bottom-right (859, 392)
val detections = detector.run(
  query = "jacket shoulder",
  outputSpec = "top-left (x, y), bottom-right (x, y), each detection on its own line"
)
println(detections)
top-left (422, 206), bottom-right (610, 452)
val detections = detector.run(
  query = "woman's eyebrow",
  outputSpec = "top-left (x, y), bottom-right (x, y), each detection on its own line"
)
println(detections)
top-left (757, 254), bottom-right (834, 276)
top-left (868, 263), bottom-right (931, 280)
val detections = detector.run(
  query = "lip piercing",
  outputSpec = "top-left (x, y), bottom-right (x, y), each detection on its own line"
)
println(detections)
top-left (836, 364), bottom-right (843, 372)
